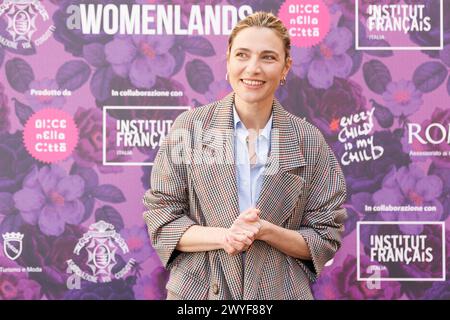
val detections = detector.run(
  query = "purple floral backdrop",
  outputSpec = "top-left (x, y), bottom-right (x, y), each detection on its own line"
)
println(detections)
top-left (0, 0), bottom-right (449, 300)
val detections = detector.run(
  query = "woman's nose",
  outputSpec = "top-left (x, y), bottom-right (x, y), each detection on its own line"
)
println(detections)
top-left (245, 57), bottom-right (262, 74)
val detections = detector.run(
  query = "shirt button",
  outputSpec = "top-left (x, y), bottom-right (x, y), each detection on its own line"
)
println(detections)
top-left (211, 283), bottom-right (219, 295)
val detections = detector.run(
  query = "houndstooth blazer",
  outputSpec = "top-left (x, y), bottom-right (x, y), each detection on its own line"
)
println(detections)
top-left (143, 92), bottom-right (347, 300)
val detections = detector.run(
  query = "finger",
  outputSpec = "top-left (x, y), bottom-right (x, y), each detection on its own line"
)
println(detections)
top-left (230, 229), bottom-right (255, 242)
top-left (235, 220), bottom-right (260, 233)
top-left (233, 222), bottom-right (259, 236)
top-left (228, 238), bottom-right (246, 251)
top-left (239, 208), bottom-right (253, 217)
top-left (239, 229), bottom-right (256, 240)
top-left (232, 233), bottom-right (253, 246)
top-left (242, 226), bottom-right (259, 236)
top-left (243, 210), bottom-right (260, 222)
top-left (224, 239), bottom-right (239, 255)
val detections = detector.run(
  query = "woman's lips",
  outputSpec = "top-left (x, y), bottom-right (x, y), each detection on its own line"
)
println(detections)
top-left (240, 79), bottom-right (266, 89)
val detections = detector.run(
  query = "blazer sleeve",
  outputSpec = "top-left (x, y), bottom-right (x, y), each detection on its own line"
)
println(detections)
top-left (297, 132), bottom-right (347, 279)
top-left (143, 111), bottom-right (196, 269)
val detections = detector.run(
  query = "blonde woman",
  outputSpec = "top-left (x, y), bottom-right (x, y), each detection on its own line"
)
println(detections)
top-left (143, 11), bottom-right (347, 300)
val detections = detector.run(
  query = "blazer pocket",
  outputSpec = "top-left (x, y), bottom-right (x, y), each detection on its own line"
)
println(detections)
top-left (166, 265), bottom-right (210, 300)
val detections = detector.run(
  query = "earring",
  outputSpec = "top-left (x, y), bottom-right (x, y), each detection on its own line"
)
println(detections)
top-left (280, 77), bottom-right (286, 86)
top-left (225, 73), bottom-right (229, 81)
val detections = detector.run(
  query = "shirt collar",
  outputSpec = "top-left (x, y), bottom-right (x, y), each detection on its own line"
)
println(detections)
top-left (232, 104), bottom-right (273, 140)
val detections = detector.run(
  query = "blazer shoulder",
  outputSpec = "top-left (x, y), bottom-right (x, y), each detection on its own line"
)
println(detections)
top-left (171, 101), bottom-right (219, 129)
top-left (285, 111), bottom-right (326, 144)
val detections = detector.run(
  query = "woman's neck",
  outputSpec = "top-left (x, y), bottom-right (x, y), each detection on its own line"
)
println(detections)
top-left (234, 95), bottom-right (273, 131)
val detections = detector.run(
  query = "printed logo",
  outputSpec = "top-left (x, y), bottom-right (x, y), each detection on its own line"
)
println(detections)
top-left (66, 220), bottom-right (135, 284)
top-left (355, 0), bottom-right (444, 50)
top-left (0, 0), bottom-right (55, 50)
top-left (406, 121), bottom-right (450, 159)
top-left (278, 0), bottom-right (330, 48)
top-left (23, 108), bottom-right (79, 164)
top-left (357, 221), bottom-right (446, 281)
top-left (2, 232), bottom-right (24, 261)
top-left (103, 106), bottom-right (189, 166)
top-left (65, 4), bottom-right (253, 35)
top-left (338, 108), bottom-right (384, 166)
top-left (408, 122), bottom-right (450, 145)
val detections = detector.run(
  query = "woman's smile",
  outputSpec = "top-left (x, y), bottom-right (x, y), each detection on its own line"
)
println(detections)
top-left (240, 78), bottom-right (266, 89)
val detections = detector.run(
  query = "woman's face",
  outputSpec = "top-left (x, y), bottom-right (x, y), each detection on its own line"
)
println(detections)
top-left (227, 26), bottom-right (291, 107)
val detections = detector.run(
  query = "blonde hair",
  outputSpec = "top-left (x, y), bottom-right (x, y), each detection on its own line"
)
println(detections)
top-left (227, 11), bottom-right (291, 62)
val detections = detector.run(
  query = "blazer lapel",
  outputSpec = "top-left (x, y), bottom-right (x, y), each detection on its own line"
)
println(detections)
top-left (194, 92), bottom-right (240, 229)
top-left (255, 98), bottom-right (307, 227)
top-left (191, 92), bottom-right (243, 299)
top-left (245, 99), bottom-right (307, 299)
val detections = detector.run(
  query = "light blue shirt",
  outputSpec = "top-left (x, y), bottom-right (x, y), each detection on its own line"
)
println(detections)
top-left (233, 104), bottom-right (272, 264)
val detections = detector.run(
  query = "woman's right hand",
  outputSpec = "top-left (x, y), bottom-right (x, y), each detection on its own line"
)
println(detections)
top-left (222, 208), bottom-right (262, 255)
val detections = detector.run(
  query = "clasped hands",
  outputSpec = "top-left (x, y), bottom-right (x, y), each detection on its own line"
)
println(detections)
top-left (222, 208), bottom-right (264, 255)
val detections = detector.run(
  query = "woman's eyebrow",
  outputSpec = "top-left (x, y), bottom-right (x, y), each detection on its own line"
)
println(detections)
top-left (233, 48), bottom-right (280, 56)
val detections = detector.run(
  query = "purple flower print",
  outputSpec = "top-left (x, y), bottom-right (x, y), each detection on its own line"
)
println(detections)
top-left (204, 80), bottom-right (232, 104)
top-left (134, 266), bottom-right (170, 300)
top-left (423, 281), bottom-right (450, 300)
top-left (281, 77), bottom-right (367, 141)
top-left (418, 108), bottom-right (450, 169)
top-left (312, 78), bottom-right (367, 137)
top-left (382, 80), bottom-right (423, 117)
top-left (13, 165), bottom-right (85, 236)
top-left (16, 224), bottom-right (87, 300)
top-left (25, 79), bottom-right (66, 111)
top-left (312, 255), bottom-right (402, 300)
top-left (0, 257), bottom-right (42, 300)
top-left (74, 107), bottom-right (128, 174)
top-left (0, 82), bottom-right (10, 133)
top-left (409, 0), bottom-right (450, 58)
top-left (0, 131), bottom-right (36, 193)
top-left (105, 35), bottom-right (175, 89)
top-left (429, 162), bottom-right (450, 221)
top-left (53, 0), bottom-right (114, 57)
top-left (121, 225), bottom-right (154, 263)
top-left (372, 164), bottom-right (443, 234)
top-left (291, 27), bottom-right (353, 89)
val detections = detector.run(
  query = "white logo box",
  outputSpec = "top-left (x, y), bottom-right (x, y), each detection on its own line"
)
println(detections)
top-left (356, 221), bottom-right (446, 281)
top-left (102, 105), bottom-right (191, 166)
top-left (355, 0), bottom-right (444, 51)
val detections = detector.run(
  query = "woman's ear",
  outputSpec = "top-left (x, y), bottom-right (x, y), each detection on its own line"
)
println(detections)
top-left (283, 57), bottom-right (292, 77)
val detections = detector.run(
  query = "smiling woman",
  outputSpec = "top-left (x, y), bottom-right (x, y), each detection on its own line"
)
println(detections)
top-left (226, 14), bottom-right (291, 127)
top-left (143, 11), bottom-right (348, 300)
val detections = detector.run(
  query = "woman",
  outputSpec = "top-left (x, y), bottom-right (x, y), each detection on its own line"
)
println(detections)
top-left (143, 11), bottom-right (347, 300)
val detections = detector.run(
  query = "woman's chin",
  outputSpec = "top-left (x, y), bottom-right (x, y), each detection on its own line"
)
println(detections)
top-left (234, 91), bottom-right (272, 106)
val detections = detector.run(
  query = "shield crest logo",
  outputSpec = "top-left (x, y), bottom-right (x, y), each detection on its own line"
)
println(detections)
top-left (2, 232), bottom-right (24, 261)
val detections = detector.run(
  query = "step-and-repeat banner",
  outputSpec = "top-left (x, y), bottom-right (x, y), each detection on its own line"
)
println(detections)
top-left (0, 0), bottom-right (449, 300)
